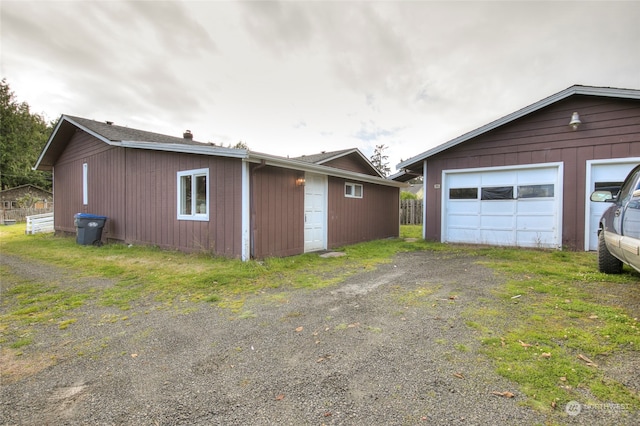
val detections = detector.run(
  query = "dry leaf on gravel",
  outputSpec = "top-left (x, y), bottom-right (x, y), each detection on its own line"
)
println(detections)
top-left (491, 391), bottom-right (515, 398)
top-left (275, 394), bottom-right (285, 400)
top-left (295, 326), bottom-right (303, 332)
top-left (453, 372), bottom-right (465, 379)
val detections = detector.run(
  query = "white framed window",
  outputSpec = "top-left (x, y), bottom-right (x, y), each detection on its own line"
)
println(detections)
top-left (177, 168), bottom-right (209, 221)
top-left (345, 182), bottom-right (363, 198)
top-left (82, 163), bottom-right (88, 205)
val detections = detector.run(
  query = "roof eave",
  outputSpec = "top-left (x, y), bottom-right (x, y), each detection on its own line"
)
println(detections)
top-left (33, 116), bottom-right (67, 171)
top-left (34, 115), bottom-right (120, 171)
top-left (116, 141), bottom-right (249, 158)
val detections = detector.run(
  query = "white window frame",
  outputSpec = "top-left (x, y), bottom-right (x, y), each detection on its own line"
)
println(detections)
top-left (345, 182), bottom-right (363, 198)
top-left (82, 163), bottom-right (88, 205)
top-left (177, 168), bottom-right (210, 221)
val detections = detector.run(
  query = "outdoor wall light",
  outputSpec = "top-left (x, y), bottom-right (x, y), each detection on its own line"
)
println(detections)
top-left (296, 176), bottom-right (306, 186)
top-left (569, 112), bottom-right (582, 130)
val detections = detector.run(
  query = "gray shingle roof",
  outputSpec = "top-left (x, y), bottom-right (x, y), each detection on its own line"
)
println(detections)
top-left (66, 115), bottom-right (206, 146)
top-left (293, 148), bottom-right (356, 164)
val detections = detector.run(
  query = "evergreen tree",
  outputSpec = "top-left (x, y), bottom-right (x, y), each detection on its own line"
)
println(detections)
top-left (370, 144), bottom-right (391, 177)
top-left (0, 79), bottom-right (52, 190)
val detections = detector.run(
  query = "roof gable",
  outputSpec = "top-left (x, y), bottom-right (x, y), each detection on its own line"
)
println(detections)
top-left (397, 85), bottom-right (640, 171)
top-left (295, 148), bottom-right (384, 177)
top-left (0, 184), bottom-right (52, 197)
top-left (34, 115), bottom-right (246, 171)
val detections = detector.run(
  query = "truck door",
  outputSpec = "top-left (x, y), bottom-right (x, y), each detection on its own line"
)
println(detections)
top-left (619, 169), bottom-right (640, 271)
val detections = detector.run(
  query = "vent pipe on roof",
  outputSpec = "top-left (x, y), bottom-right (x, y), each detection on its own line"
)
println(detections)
top-left (183, 130), bottom-right (193, 139)
top-left (105, 121), bottom-right (113, 125)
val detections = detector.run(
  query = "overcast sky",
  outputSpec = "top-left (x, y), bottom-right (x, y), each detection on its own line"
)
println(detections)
top-left (2, 1), bottom-right (639, 173)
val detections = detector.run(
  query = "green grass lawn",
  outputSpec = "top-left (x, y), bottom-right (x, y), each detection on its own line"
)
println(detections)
top-left (1, 224), bottom-right (639, 416)
top-left (0, 224), bottom-right (432, 309)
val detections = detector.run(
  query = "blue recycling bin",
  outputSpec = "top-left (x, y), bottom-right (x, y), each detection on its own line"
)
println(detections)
top-left (74, 213), bottom-right (107, 246)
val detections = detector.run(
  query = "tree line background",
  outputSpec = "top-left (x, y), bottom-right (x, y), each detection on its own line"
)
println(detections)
top-left (1, 79), bottom-right (53, 191)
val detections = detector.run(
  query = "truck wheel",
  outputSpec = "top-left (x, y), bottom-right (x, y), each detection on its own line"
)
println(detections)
top-left (598, 231), bottom-right (622, 274)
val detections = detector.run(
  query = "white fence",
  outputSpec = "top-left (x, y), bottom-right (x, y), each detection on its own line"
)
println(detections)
top-left (25, 212), bottom-right (54, 234)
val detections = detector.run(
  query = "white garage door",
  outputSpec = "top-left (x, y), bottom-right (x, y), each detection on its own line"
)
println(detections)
top-left (585, 159), bottom-right (640, 251)
top-left (443, 164), bottom-right (562, 248)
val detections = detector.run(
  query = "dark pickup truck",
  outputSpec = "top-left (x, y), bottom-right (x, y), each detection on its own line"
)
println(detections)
top-left (590, 164), bottom-right (640, 274)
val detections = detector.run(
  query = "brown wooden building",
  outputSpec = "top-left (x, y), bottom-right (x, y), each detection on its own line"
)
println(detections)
top-left (392, 85), bottom-right (640, 251)
top-left (0, 184), bottom-right (52, 209)
top-left (35, 116), bottom-right (405, 259)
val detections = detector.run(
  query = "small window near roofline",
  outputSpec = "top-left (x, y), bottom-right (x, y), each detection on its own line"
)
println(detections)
top-left (177, 168), bottom-right (209, 221)
top-left (345, 182), bottom-right (363, 198)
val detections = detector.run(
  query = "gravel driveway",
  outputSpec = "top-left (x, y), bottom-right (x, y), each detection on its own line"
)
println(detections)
top-left (1, 251), bottom-right (636, 425)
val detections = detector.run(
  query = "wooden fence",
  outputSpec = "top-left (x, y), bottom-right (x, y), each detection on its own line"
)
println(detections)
top-left (1, 207), bottom-right (54, 223)
top-left (400, 199), bottom-right (423, 225)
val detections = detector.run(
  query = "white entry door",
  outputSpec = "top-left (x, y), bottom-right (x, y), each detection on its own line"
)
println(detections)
top-left (304, 173), bottom-right (327, 252)
top-left (586, 159), bottom-right (640, 250)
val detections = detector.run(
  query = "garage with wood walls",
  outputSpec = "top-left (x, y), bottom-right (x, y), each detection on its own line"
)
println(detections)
top-left (393, 85), bottom-right (640, 251)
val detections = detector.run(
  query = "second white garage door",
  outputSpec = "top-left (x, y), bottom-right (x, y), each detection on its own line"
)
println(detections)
top-left (443, 163), bottom-right (562, 249)
top-left (585, 158), bottom-right (640, 251)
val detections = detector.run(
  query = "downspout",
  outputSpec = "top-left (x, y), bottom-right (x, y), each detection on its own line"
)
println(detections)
top-left (250, 159), bottom-right (267, 259)
top-left (422, 159), bottom-right (428, 240)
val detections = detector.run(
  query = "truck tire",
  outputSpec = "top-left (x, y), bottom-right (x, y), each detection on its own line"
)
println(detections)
top-left (598, 231), bottom-right (622, 274)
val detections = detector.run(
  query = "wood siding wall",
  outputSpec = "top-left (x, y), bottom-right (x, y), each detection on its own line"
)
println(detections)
top-left (423, 95), bottom-right (640, 250)
top-left (251, 165), bottom-right (304, 258)
top-left (323, 155), bottom-right (376, 175)
top-left (53, 129), bottom-right (124, 236)
top-left (53, 130), bottom-right (243, 256)
top-left (327, 177), bottom-right (399, 248)
top-left (124, 149), bottom-right (242, 256)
